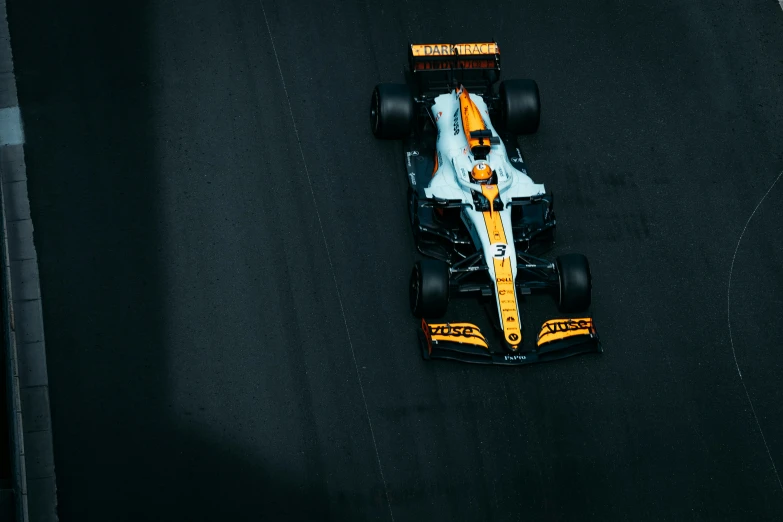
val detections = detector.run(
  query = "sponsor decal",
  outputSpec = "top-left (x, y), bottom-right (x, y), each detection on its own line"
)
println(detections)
top-left (545, 319), bottom-right (591, 334)
top-left (431, 324), bottom-right (478, 338)
top-left (426, 322), bottom-right (489, 349)
top-left (498, 289), bottom-right (508, 295)
top-left (506, 316), bottom-right (516, 322)
top-left (411, 43), bottom-right (499, 56)
top-left (496, 276), bottom-right (513, 284)
top-left (536, 318), bottom-right (597, 347)
top-left (408, 172), bottom-right (416, 186)
top-left (453, 109), bottom-right (460, 135)
top-left (435, 111), bottom-right (443, 121)
top-left (502, 308), bottom-right (515, 312)
top-left (413, 59), bottom-right (495, 71)
top-left (508, 333), bottom-right (519, 342)
top-left (406, 150), bottom-right (419, 168)
top-left (504, 354), bottom-right (527, 361)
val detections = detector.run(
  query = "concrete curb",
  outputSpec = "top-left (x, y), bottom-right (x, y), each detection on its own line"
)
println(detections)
top-left (1, 161), bottom-right (28, 522)
top-left (0, 0), bottom-right (58, 520)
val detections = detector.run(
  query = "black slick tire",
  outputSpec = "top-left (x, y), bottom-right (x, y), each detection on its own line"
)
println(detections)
top-left (410, 259), bottom-right (449, 318)
top-left (499, 79), bottom-right (541, 135)
top-left (555, 253), bottom-right (591, 313)
top-left (370, 83), bottom-right (414, 139)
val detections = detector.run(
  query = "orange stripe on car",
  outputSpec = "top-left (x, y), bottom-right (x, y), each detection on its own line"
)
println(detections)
top-left (458, 87), bottom-right (490, 156)
top-left (479, 196), bottom-right (522, 349)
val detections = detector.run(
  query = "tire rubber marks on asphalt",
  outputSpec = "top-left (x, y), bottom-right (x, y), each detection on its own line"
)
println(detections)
top-left (727, 169), bottom-right (783, 495)
top-left (258, 2), bottom-right (395, 521)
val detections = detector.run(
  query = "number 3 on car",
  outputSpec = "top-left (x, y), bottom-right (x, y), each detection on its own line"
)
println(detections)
top-left (491, 243), bottom-right (509, 259)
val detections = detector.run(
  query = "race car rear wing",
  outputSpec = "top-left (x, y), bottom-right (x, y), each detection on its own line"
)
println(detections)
top-left (408, 42), bottom-right (501, 96)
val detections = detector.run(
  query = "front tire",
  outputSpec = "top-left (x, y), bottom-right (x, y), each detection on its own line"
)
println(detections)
top-left (499, 79), bottom-right (541, 135)
top-left (410, 259), bottom-right (449, 318)
top-left (555, 253), bottom-right (591, 313)
top-left (370, 83), bottom-right (414, 139)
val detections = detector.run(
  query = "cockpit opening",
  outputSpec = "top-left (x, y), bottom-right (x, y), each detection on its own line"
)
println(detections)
top-left (470, 162), bottom-right (497, 185)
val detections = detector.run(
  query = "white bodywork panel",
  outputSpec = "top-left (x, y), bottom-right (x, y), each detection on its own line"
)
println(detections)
top-left (424, 90), bottom-right (546, 341)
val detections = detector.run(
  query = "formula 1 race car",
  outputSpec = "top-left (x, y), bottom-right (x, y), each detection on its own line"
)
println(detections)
top-left (370, 42), bottom-right (601, 365)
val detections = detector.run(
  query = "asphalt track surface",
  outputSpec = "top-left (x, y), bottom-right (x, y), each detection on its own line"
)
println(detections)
top-left (6, 1), bottom-right (783, 520)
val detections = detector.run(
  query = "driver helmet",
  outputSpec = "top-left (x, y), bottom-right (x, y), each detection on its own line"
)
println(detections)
top-left (470, 162), bottom-right (492, 184)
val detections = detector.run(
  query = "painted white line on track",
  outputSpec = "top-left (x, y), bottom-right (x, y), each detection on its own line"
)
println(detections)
top-left (259, 2), bottom-right (396, 521)
top-left (727, 169), bottom-right (783, 495)
top-left (0, 106), bottom-right (24, 145)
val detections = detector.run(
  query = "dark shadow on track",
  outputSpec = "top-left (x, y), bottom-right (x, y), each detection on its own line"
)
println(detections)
top-left (6, 2), bottom-right (350, 521)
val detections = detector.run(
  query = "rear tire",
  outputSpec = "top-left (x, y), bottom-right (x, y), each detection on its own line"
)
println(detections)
top-left (410, 259), bottom-right (449, 318)
top-left (370, 83), bottom-right (414, 139)
top-left (555, 253), bottom-right (591, 313)
top-left (499, 79), bottom-right (541, 135)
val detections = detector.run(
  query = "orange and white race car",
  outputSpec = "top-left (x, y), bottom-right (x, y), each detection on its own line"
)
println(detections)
top-left (370, 42), bottom-right (601, 365)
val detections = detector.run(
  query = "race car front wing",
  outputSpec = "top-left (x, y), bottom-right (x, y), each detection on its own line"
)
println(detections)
top-left (418, 318), bottom-right (601, 366)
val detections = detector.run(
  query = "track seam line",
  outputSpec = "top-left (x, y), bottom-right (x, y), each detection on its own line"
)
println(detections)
top-left (259, 3), bottom-right (395, 521)
top-left (727, 169), bottom-right (783, 495)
